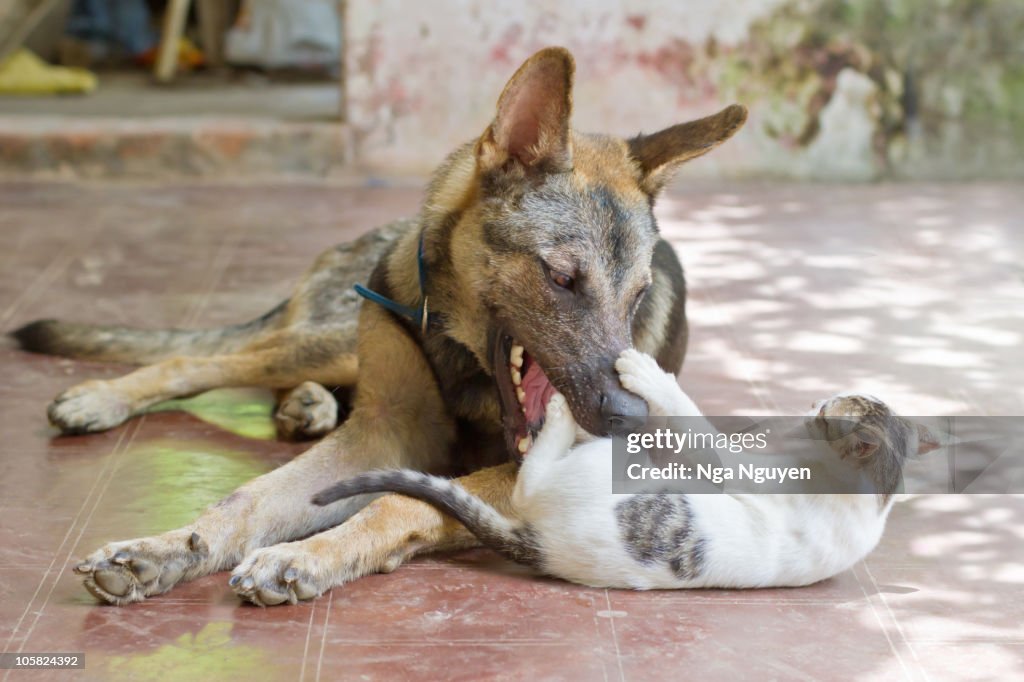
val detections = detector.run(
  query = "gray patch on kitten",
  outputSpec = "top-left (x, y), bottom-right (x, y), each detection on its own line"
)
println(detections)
top-left (615, 494), bottom-right (705, 580)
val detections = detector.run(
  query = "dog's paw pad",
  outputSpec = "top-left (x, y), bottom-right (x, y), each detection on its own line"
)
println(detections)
top-left (75, 531), bottom-right (207, 605)
top-left (48, 382), bottom-right (131, 434)
top-left (275, 382), bottom-right (338, 440)
top-left (231, 545), bottom-right (324, 607)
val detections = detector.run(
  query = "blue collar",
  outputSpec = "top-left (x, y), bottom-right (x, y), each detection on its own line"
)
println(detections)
top-left (354, 231), bottom-right (436, 334)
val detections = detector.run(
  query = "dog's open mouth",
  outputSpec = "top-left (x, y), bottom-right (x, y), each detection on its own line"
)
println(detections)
top-left (493, 333), bottom-right (557, 459)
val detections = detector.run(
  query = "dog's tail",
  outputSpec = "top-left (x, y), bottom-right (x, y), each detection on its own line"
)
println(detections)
top-left (10, 299), bottom-right (289, 364)
top-left (313, 470), bottom-right (542, 568)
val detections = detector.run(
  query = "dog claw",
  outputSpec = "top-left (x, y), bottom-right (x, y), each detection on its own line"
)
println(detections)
top-left (73, 562), bottom-right (92, 574)
top-left (231, 545), bottom-right (326, 606)
top-left (112, 551), bottom-right (130, 565)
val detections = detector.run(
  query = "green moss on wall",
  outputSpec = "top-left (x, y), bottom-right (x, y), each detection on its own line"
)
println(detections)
top-left (718, 0), bottom-right (1024, 176)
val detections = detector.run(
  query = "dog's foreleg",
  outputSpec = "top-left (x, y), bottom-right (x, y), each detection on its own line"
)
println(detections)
top-left (47, 331), bottom-right (357, 434)
top-left (75, 304), bottom-right (454, 605)
top-left (229, 462), bottom-right (519, 605)
top-left (73, 428), bottom-right (366, 605)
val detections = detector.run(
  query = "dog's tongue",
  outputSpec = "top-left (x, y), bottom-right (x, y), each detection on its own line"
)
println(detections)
top-left (522, 360), bottom-right (556, 425)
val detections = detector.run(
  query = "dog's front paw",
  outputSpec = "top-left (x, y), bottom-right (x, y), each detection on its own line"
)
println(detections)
top-left (231, 543), bottom-right (328, 607)
top-left (74, 530), bottom-right (209, 605)
top-left (275, 382), bottom-right (339, 440)
top-left (48, 381), bottom-right (134, 434)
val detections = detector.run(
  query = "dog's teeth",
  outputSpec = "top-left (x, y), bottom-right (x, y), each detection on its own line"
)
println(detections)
top-left (510, 344), bottom-right (524, 368)
top-left (511, 368), bottom-right (521, 386)
top-left (518, 435), bottom-right (532, 453)
top-left (516, 387), bottom-right (526, 403)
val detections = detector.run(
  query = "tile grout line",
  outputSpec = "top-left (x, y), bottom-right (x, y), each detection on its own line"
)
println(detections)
top-left (298, 595), bottom-right (319, 682)
top-left (9, 223), bottom-right (243, 663)
top-left (6, 218), bottom-right (240, 667)
top-left (0, 423), bottom-right (134, 660)
top-left (315, 589), bottom-right (334, 682)
top-left (14, 417), bottom-right (147, 658)
top-left (862, 561), bottom-right (930, 682)
top-left (180, 226), bottom-right (244, 328)
top-left (851, 562), bottom-right (918, 682)
top-left (0, 213), bottom-right (109, 328)
top-left (0, 202), bottom-right (121, 668)
top-left (6, 216), bottom-right (241, 663)
top-left (603, 590), bottom-right (627, 682)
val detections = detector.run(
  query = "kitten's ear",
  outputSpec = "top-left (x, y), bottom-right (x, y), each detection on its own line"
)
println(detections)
top-left (628, 104), bottom-right (748, 196)
top-left (916, 423), bottom-right (942, 455)
top-left (846, 430), bottom-right (881, 461)
top-left (477, 47), bottom-right (574, 173)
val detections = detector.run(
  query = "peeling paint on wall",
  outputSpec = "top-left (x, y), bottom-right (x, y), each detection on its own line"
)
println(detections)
top-left (345, 0), bottom-right (1024, 180)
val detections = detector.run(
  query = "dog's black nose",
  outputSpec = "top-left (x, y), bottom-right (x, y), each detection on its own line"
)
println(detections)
top-left (600, 389), bottom-right (648, 436)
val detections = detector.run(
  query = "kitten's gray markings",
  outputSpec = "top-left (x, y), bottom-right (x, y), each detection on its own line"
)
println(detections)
top-left (615, 495), bottom-right (705, 580)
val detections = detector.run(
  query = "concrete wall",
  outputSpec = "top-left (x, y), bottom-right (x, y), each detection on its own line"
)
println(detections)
top-left (344, 0), bottom-right (1024, 180)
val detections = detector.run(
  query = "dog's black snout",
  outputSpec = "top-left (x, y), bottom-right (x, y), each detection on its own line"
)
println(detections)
top-left (600, 390), bottom-right (648, 436)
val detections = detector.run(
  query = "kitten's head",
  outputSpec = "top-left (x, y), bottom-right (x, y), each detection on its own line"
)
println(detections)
top-left (806, 393), bottom-right (941, 499)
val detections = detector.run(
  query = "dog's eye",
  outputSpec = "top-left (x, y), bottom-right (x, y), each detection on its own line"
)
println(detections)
top-left (633, 285), bottom-right (650, 311)
top-left (549, 268), bottom-right (575, 291)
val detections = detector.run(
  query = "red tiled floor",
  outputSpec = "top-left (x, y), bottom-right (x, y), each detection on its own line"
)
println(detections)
top-left (0, 180), bottom-right (1022, 681)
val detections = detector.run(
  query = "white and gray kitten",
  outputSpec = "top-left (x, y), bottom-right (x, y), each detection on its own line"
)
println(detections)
top-left (314, 350), bottom-right (939, 589)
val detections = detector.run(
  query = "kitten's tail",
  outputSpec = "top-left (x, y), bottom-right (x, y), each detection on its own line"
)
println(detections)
top-left (312, 470), bottom-right (541, 568)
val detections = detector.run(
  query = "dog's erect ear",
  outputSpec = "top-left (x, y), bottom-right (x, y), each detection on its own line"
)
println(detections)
top-left (628, 104), bottom-right (748, 195)
top-left (477, 47), bottom-right (574, 173)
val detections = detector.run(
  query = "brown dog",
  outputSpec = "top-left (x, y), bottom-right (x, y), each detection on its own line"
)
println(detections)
top-left (13, 47), bottom-right (746, 605)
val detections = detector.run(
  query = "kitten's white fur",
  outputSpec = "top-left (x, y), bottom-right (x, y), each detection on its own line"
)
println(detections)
top-left (510, 350), bottom-right (899, 589)
top-left (316, 349), bottom-right (929, 590)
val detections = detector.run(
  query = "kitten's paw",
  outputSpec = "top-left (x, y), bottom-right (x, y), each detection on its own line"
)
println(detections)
top-left (615, 349), bottom-right (679, 410)
top-left (546, 392), bottom-right (567, 419)
top-left (74, 530), bottom-right (209, 605)
top-left (275, 382), bottom-right (338, 440)
top-left (616, 349), bottom-right (691, 417)
top-left (48, 381), bottom-right (133, 434)
top-left (231, 543), bottom-right (328, 606)
top-left (534, 392), bottom-right (575, 452)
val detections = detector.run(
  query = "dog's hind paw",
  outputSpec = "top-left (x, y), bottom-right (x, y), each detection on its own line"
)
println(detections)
top-left (48, 381), bottom-right (133, 434)
top-left (74, 530), bottom-right (209, 605)
top-left (274, 382), bottom-right (339, 440)
top-left (230, 543), bottom-right (327, 607)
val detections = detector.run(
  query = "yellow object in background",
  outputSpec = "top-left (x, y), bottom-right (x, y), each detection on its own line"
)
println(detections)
top-left (137, 37), bottom-right (204, 71)
top-left (0, 48), bottom-right (97, 95)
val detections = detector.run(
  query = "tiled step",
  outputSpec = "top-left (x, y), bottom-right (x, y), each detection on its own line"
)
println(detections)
top-left (0, 116), bottom-right (351, 178)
